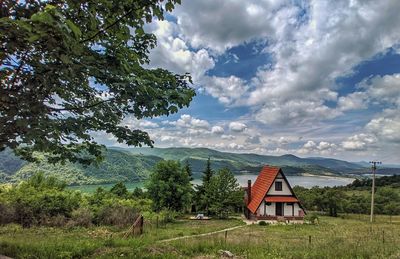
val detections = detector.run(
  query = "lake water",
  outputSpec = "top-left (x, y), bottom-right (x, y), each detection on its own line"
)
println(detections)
top-left (68, 174), bottom-right (354, 193)
top-left (192, 174), bottom-right (354, 188)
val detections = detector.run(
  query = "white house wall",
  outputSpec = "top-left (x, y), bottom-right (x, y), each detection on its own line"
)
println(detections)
top-left (257, 201), bottom-right (265, 216)
top-left (267, 173), bottom-right (292, 195)
top-left (257, 201), bottom-right (302, 216)
top-left (294, 203), bottom-right (302, 216)
top-left (266, 202), bottom-right (275, 215)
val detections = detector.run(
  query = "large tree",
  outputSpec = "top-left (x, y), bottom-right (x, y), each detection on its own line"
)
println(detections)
top-left (146, 160), bottom-right (192, 212)
top-left (0, 0), bottom-right (194, 164)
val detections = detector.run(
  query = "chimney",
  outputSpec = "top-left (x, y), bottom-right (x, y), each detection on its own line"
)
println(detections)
top-left (247, 180), bottom-right (252, 205)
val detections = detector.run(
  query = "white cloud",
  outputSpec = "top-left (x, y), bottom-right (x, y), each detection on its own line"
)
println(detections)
top-left (337, 92), bottom-right (369, 111)
top-left (245, 135), bottom-right (261, 145)
top-left (211, 126), bottom-right (224, 134)
top-left (227, 143), bottom-right (245, 150)
top-left (147, 20), bottom-right (215, 82)
top-left (174, 0), bottom-right (282, 53)
top-left (298, 140), bottom-right (337, 155)
top-left (201, 76), bottom-right (249, 105)
top-left (221, 134), bottom-right (236, 140)
top-left (341, 134), bottom-right (377, 151)
top-left (255, 99), bottom-right (340, 125)
top-left (359, 74), bottom-right (400, 107)
top-left (121, 117), bottom-right (159, 129)
top-left (366, 114), bottom-right (400, 143)
top-left (174, 114), bottom-right (210, 129)
top-left (229, 122), bottom-right (247, 132)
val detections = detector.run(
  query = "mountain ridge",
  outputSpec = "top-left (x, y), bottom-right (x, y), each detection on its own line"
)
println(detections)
top-left (1, 147), bottom-right (398, 185)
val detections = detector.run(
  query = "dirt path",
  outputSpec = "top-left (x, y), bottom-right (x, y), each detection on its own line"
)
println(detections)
top-left (157, 224), bottom-right (246, 243)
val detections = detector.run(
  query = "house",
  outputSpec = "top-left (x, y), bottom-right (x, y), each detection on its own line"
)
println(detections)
top-left (244, 165), bottom-right (305, 222)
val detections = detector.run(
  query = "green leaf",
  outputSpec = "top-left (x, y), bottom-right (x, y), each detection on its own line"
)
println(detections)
top-left (66, 20), bottom-right (82, 39)
top-left (27, 34), bottom-right (40, 42)
top-left (31, 11), bottom-right (54, 24)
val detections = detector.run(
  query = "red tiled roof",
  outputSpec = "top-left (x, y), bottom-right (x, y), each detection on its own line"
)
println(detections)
top-left (265, 196), bottom-right (299, 203)
top-left (247, 166), bottom-right (280, 214)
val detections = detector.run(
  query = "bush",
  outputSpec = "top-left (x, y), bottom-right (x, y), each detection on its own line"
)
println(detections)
top-left (258, 220), bottom-right (268, 226)
top-left (159, 209), bottom-right (179, 223)
top-left (40, 214), bottom-right (68, 227)
top-left (304, 213), bottom-right (319, 224)
top-left (0, 203), bottom-right (16, 225)
top-left (97, 204), bottom-right (138, 227)
top-left (70, 207), bottom-right (93, 227)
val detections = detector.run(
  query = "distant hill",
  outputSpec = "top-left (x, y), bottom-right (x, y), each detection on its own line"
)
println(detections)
top-left (1, 149), bottom-right (162, 185)
top-left (125, 147), bottom-right (366, 174)
top-left (1, 147), bottom-right (399, 185)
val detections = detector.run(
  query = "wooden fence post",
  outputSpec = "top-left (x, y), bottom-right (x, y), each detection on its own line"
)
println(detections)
top-left (382, 230), bottom-right (385, 244)
top-left (308, 235), bottom-right (311, 245)
top-left (139, 215), bottom-right (144, 235)
top-left (225, 230), bottom-right (228, 246)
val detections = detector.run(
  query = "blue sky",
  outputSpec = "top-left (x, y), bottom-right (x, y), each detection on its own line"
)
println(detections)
top-left (98, 0), bottom-right (400, 163)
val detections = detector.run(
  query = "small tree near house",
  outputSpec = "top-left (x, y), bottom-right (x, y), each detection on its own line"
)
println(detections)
top-left (146, 160), bottom-right (192, 212)
top-left (206, 168), bottom-right (243, 218)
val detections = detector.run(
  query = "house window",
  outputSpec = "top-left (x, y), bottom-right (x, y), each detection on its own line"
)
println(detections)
top-left (286, 202), bottom-right (294, 205)
top-left (275, 181), bottom-right (282, 191)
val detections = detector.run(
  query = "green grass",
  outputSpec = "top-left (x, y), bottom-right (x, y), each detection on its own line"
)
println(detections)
top-left (166, 216), bottom-right (400, 259)
top-left (1, 216), bottom-right (400, 258)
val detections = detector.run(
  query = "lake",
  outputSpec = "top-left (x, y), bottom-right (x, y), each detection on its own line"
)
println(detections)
top-left (68, 174), bottom-right (354, 193)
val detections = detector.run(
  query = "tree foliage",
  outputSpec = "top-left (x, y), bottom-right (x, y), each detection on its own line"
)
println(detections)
top-left (0, 173), bottom-right (153, 227)
top-left (195, 157), bottom-right (214, 212)
top-left (0, 0), bottom-right (194, 164)
top-left (110, 182), bottom-right (128, 198)
top-left (146, 160), bottom-right (192, 212)
top-left (294, 180), bottom-right (400, 216)
top-left (202, 157), bottom-right (213, 184)
top-left (184, 160), bottom-right (193, 181)
top-left (206, 168), bottom-right (243, 218)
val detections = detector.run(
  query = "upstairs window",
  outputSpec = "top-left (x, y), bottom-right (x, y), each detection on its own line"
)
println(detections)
top-left (275, 181), bottom-right (282, 191)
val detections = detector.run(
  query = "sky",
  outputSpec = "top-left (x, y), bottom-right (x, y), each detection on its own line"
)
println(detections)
top-left (97, 0), bottom-right (400, 164)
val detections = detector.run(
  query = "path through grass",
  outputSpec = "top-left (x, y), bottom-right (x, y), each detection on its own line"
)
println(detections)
top-left (1, 216), bottom-right (399, 258)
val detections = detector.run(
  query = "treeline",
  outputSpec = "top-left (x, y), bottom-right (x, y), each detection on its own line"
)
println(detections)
top-left (348, 175), bottom-right (400, 188)
top-left (0, 159), bottom-right (243, 228)
top-left (294, 175), bottom-right (400, 217)
top-left (146, 159), bottom-right (243, 218)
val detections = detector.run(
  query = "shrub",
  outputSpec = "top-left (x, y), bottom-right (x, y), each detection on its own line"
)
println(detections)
top-left (258, 220), bottom-right (268, 226)
top-left (40, 214), bottom-right (68, 227)
top-left (304, 213), bottom-right (319, 224)
top-left (70, 207), bottom-right (93, 227)
top-left (159, 209), bottom-right (179, 223)
top-left (97, 204), bottom-right (138, 227)
top-left (0, 203), bottom-right (16, 225)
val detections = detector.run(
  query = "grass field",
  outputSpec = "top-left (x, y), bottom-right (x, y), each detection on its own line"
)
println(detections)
top-left (0, 215), bottom-right (399, 258)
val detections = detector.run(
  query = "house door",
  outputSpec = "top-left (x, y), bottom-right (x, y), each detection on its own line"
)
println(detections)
top-left (276, 202), bottom-right (283, 216)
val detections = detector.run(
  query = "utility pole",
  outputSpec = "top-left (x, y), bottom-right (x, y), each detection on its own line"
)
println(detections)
top-left (370, 161), bottom-right (381, 223)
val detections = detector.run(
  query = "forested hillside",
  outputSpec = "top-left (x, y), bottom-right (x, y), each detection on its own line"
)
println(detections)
top-left (1, 149), bottom-right (162, 185)
top-left (125, 147), bottom-right (367, 173)
top-left (1, 147), bottom-right (399, 185)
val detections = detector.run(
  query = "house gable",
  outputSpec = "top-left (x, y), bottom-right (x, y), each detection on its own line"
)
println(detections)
top-left (267, 173), bottom-right (293, 195)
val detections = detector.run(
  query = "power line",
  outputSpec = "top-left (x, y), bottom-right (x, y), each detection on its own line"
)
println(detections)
top-left (370, 161), bottom-right (382, 223)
